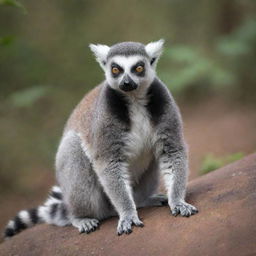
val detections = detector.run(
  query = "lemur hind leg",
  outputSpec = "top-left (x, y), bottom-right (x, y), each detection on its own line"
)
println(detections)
top-left (133, 159), bottom-right (168, 208)
top-left (55, 131), bottom-right (114, 233)
top-left (144, 194), bottom-right (168, 207)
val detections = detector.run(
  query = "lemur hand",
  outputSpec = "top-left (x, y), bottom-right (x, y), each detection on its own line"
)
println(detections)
top-left (170, 201), bottom-right (198, 217)
top-left (117, 212), bottom-right (144, 235)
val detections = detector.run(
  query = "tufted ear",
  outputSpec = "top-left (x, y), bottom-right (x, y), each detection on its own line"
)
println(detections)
top-left (145, 39), bottom-right (165, 68)
top-left (89, 43), bottom-right (110, 70)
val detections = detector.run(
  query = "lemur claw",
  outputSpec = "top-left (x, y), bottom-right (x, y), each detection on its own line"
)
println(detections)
top-left (72, 218), bottom-right (100, 234)
top-left (117, 215), bottom-right (144, 236)
top-left (171, 201), bottom-right (198, 217)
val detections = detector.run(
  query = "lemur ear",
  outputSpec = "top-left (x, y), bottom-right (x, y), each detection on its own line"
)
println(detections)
top-left (145, 39), bottom-right (165, 67)
top-left (89, 43), bottom-right (110, 70)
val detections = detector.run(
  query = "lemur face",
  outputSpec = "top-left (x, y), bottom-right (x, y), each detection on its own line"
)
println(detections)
top-left (105, 55), bottom-right (155, 92)
top-left (89, 39), bottom-right (164, 94)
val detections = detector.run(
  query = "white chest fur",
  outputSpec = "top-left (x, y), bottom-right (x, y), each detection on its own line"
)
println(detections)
top-left (126, 98), bottom-right (154, 184)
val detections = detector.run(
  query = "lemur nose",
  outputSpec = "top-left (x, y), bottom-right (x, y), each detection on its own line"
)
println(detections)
top-left (119, 74), bottom-right (138, 91)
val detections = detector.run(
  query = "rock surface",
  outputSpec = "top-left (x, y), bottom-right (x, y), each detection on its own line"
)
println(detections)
top-left (1, 154), bottom-right (256, 256)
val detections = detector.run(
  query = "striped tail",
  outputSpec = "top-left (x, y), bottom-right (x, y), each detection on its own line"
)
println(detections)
top-left (4, 186), bottom-right (70, 239)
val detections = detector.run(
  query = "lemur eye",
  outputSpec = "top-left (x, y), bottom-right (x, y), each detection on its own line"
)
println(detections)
top-left (136, 66), bottom-right (144, 73)
top-left (112, 67), bottom-right (120, 74)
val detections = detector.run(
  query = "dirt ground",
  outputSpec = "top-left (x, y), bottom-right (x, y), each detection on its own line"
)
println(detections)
top-left (0, 97), bottom-right (255, 238)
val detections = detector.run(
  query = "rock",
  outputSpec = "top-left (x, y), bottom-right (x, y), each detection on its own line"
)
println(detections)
top-left (1, 154), bottom-right (256, 256)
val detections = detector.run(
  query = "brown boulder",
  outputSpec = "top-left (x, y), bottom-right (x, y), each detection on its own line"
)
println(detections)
top-left (1, 154), bottom-right (256, 256)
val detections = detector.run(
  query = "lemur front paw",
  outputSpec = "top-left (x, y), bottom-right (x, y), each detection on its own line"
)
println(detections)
top-left (171, 201), bottom-right (198, 217)
top-left (71, 218), bottom-right (100, 234)
top-left (117, 214), bottom-right (144, 236)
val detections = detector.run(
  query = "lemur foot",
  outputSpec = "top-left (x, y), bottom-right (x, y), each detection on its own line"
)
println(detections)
top-left (171, 201), bottom-right (198, 217)
top-left (71, 218), bottom-right (100, 234)
top-left (117, 214), bottom-right (144, 236)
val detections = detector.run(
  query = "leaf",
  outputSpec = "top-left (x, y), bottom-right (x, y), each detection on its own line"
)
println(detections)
top-left (225, 152), bottom-right (245, 163)
top-left (0, 35), bottom-right (14, 46)
top-left (217, 40), bottom-right (250, 56)
top-left (200, 153), bottom-right (245, 175)
top-left (9, 86), bottom-right (50, 108)
top-left (200, 154), bottom-right (224, 175)
top-left (0, 0), bottom-right (27, 14)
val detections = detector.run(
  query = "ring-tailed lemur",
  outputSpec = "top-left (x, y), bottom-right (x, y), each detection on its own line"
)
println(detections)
top-left (4, 39), bottom-right (198, 238)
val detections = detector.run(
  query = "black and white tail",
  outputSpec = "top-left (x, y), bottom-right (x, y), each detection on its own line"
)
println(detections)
top-left (4, 186), bottom-right (70, 239)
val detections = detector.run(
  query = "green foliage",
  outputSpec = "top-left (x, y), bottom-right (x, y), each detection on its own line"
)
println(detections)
top-left (160, 46), bottom-right (235, 95)
top-left (160, 18), bottom-right (256, 101)
top-left (0, 0), bottom-right (27, 14)
top-left (0, 35), bottom-right (14, 46)
top-left (0, 0), bottom-right (26, 52)
top-left (9, 86), bottom-right (51, 108)
top-left (217, 19), bottom-right (256, 56)
top-left (200, 152), bottom-right (245, 175)
top-left (216, 19), bottom-right (256, 101)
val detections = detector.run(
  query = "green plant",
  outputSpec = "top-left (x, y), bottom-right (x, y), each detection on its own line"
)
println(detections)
top-left (200, 152), bottom-right (245, 175)
top-left (160, 18), bottom-right (256, 101)
top-left (8, 85), bottom-right (51, 108)
top-left (160, 46), bottom-right (235, 95)
top-left (0, 0), bottom-right (27, 48)
top-left (0, 0), bottom-right (27, 14)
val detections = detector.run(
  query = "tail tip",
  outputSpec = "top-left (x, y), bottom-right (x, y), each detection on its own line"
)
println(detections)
top-left (4, 227), bottom-right (15, 239)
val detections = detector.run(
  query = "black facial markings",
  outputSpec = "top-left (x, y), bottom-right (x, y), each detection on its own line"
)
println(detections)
top-left (105, 85), bottom-right (130, 126)
top-left (111, 62), bottom-right (124, 78)
top-left (146, 79), bottom-right (169, 125)
top-left (131, 61), bottom-right (145, 77)
top-left (28, 208), bottom-right (39, 224)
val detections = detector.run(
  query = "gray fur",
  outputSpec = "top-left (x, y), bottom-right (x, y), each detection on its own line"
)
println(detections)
top-left (107, 42), bottom-right (148, 59)
top-left (55, 131), bottom-right (115, 220)
top-left (4, 40), bottom-right (198, 239)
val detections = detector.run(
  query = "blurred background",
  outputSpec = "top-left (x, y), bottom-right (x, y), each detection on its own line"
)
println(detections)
top-left (0, 0), bottom-right (255, 234)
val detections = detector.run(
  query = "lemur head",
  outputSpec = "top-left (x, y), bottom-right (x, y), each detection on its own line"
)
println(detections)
top-left (89, 40), bottom-right (164, 93)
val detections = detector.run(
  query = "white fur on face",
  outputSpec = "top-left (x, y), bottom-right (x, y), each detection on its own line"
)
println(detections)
top-left (105, 55), bottom-right (155, 95)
